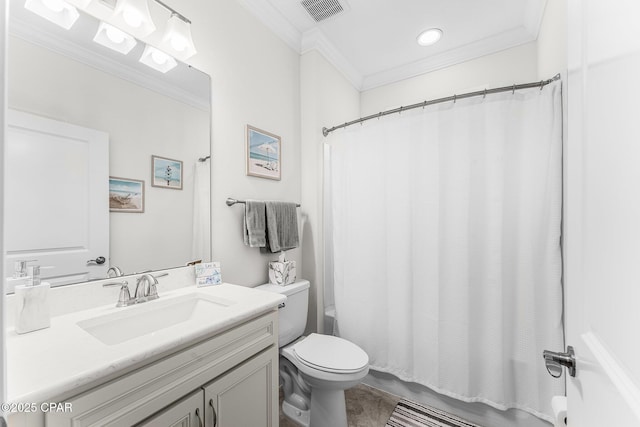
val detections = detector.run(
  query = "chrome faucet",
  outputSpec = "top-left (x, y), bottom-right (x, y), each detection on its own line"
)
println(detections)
top-left (134, 272), bottom-right (168, 303)
top-left (104, 272), bottom-right (168, 307)
top-left (107, 266), bottom-right (124, 277)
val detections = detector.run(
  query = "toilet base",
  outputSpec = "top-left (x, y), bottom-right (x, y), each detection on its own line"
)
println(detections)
top-left (310, 389), bottom-right (347, 427)
top-left (282, 400), bottom-right (310, 427)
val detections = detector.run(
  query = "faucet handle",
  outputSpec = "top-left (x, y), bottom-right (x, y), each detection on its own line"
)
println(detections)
top-left (103, 281), bottom-right (131, 307)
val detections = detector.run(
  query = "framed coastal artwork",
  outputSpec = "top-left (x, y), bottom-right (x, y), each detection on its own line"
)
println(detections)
top-left (109, 177), bottom-right (144, 213)
top-left (152, 155), bottom-right (183, 190)
top-left (246, 125), bottom-right (281, 180)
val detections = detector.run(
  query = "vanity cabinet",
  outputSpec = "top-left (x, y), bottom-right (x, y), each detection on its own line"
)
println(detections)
top-left (204, 346), bottom-right (276, 427)
top-left (45, 311), bottom-right (279, 427)
top-left (137, 390), bottom-right (204, 427)
top-left (137, 347), bottom-right (277, 427)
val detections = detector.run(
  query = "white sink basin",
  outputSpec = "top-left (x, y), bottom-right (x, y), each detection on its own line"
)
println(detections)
top-left (77, 293), bottom-right (233, 345)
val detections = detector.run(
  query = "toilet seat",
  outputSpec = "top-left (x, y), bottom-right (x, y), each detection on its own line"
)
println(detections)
top-left (292, 333), bottom-right (369, 374)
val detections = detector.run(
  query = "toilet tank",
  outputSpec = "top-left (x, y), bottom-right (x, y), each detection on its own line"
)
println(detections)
top-left (256, 280), bottom-right (310, 347)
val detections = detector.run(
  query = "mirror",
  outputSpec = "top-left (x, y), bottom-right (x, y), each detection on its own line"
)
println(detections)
top-left (5, 0), bottom-right (211, 291)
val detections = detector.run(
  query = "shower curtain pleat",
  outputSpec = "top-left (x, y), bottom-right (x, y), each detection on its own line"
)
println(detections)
top-left (327, 82), bottom-right (564, 422)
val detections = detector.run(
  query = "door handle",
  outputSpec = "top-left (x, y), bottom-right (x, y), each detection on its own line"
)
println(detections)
top-left (195, 408), bottom-right (203, 427)
top-left (87, 256), bottom-right (106, 265)
top-left (543, 346), bottom-right (576, 377)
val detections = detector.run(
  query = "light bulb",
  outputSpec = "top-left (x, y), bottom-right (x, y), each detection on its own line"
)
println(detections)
top-left (151, 50), bottom-right (169, 65)
top-left (170, 36), bottom-right (187, 52)
top-left (105, 26), bottom-right (126, 44)
top-left (123, 8), bottom-right (142, 28)
top-left (42, 0), bottom-right (65, 12)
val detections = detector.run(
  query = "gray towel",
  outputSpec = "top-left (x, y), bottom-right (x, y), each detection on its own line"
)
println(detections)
top-left (265, 201), bottom-right (299, 252)
top-left (243, 200), bottom-right (266, 247)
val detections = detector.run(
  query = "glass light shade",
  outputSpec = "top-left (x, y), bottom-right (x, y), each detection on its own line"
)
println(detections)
top-left (113, 0), bottom-right (156, 38)
top-left (67, 0), bottom-right (92, 7)
top-left (24, 0), bottom-right (80, 30)
top-left (161, 14), bottom-right (197, 60)
top-left (417, 28), bottom-right (443, 46)
top-left (139, 45), bottom-right (177, 73)
top-left (93, 21), bottom-right (137, 55)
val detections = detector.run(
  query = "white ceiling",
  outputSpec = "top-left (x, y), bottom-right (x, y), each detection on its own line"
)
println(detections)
top-left (237, 0), bottom-right (547, 91)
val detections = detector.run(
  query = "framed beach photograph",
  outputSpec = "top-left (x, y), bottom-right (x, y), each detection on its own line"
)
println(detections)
top-left (246, 125), bottom-right (281, 180)
top-left (109, 177), bottom-right (144, 213)
top-left (152, 155), bottom-right (183, 190)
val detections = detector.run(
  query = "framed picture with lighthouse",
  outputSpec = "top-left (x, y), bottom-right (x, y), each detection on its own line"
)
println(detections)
top-left (246, 125), bottom-right (281, 180)
top-left (151, 155), bottom-right (183, 190)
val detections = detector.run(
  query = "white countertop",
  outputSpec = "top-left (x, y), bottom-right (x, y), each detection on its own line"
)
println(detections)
top-left (7, 283), bottom-right (285, 404)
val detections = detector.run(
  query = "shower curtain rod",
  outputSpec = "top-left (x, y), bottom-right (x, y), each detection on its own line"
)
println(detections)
top-left (321, 73), bottom-right (562, 137)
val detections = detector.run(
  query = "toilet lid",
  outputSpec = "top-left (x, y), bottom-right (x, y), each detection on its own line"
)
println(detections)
top-left (293, 333), bottom-right (369, 373)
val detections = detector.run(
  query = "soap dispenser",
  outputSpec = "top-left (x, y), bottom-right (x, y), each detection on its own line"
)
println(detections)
top-left (6, 259), bottom-right (36, 291)
top-left (14, 264), bottom-right (51, 334)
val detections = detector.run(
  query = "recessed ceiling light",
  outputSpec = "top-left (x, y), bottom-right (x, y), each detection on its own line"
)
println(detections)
top-left (417, 28), bottom-right (443, 46)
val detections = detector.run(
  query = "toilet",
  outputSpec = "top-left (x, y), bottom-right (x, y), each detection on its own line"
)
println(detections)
top-left (256, 280), bottom-right (369, 427)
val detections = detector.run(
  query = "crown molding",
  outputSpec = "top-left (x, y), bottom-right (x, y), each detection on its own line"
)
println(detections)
top-left (360, 26), bottom-right (537, 91)
top-left (301, 28), bottom-right (363, 90)
top-left (232, 0), bottom-right (545, 93)
top-left (10, 17), bottom-right (210, 111)
top-left (524, 0), bottom-right (548, 38)
top-left (235, 0), bottom-right (302, 52)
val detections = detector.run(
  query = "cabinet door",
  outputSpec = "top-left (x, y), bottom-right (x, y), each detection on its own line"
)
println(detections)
top-left (204, 346), bottom-right (278, 427)
top-left (137, 390), bottom-right (204, 427)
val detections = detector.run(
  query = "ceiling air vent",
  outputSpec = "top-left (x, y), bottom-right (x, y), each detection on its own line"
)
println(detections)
top-left (301, 0), bottom-right (347, 23)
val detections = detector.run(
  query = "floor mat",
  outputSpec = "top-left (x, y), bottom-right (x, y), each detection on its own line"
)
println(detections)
top-left (386, 399), bottom-right (483, 427)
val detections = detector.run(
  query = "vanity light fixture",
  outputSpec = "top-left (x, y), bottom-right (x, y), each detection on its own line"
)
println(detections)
top-left (161, 12), bottom-right (197, 60)
top-left (24, 0), bottom-right (80, 29)
top-left (71, 0), bottom-right (93, 6)
top-left (113, 0), bottom-right (156, 38)
top-left (417, 28), bottom-right (443, 46)
top-left (139, 44), bottom-right (177, 73)
top-left (93, 21), bottom-right (137, 54)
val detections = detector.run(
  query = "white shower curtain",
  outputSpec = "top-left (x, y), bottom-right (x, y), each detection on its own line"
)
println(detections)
top-left (192, 160), bottom-right (211, 261)
top-left (328, 81), bottom-right (564, 422)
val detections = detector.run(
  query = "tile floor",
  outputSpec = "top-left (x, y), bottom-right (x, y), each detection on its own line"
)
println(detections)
top-left (279, 384), bottom-right (401, 427)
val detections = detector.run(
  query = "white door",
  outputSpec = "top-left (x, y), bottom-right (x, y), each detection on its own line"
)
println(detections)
top-left (5, 110), bottom-right (109, 290)
top-left (563, 0), bottom-right (640, 425)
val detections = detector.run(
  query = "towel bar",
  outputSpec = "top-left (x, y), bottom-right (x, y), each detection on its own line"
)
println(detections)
top-left (226, 197), bottom-right (300, 207)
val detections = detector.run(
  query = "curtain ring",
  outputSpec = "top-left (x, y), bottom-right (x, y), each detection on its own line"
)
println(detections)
top-left (483, 89), bottom-right (487, 99)
top-left (378, 112), bottom-right (382, 120)
top-left (422, 101), bottom-right (427, 109)
top-left (359, 118), bottom-right (364, 126)
top-left (453, 94), bottom-right (457, 103)
top-left (512, 84), bottom-right (516, 94)
top-left (399, 106), bottom-right (404, 114)
top-left (540, 80), bottom-right (544, 90)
